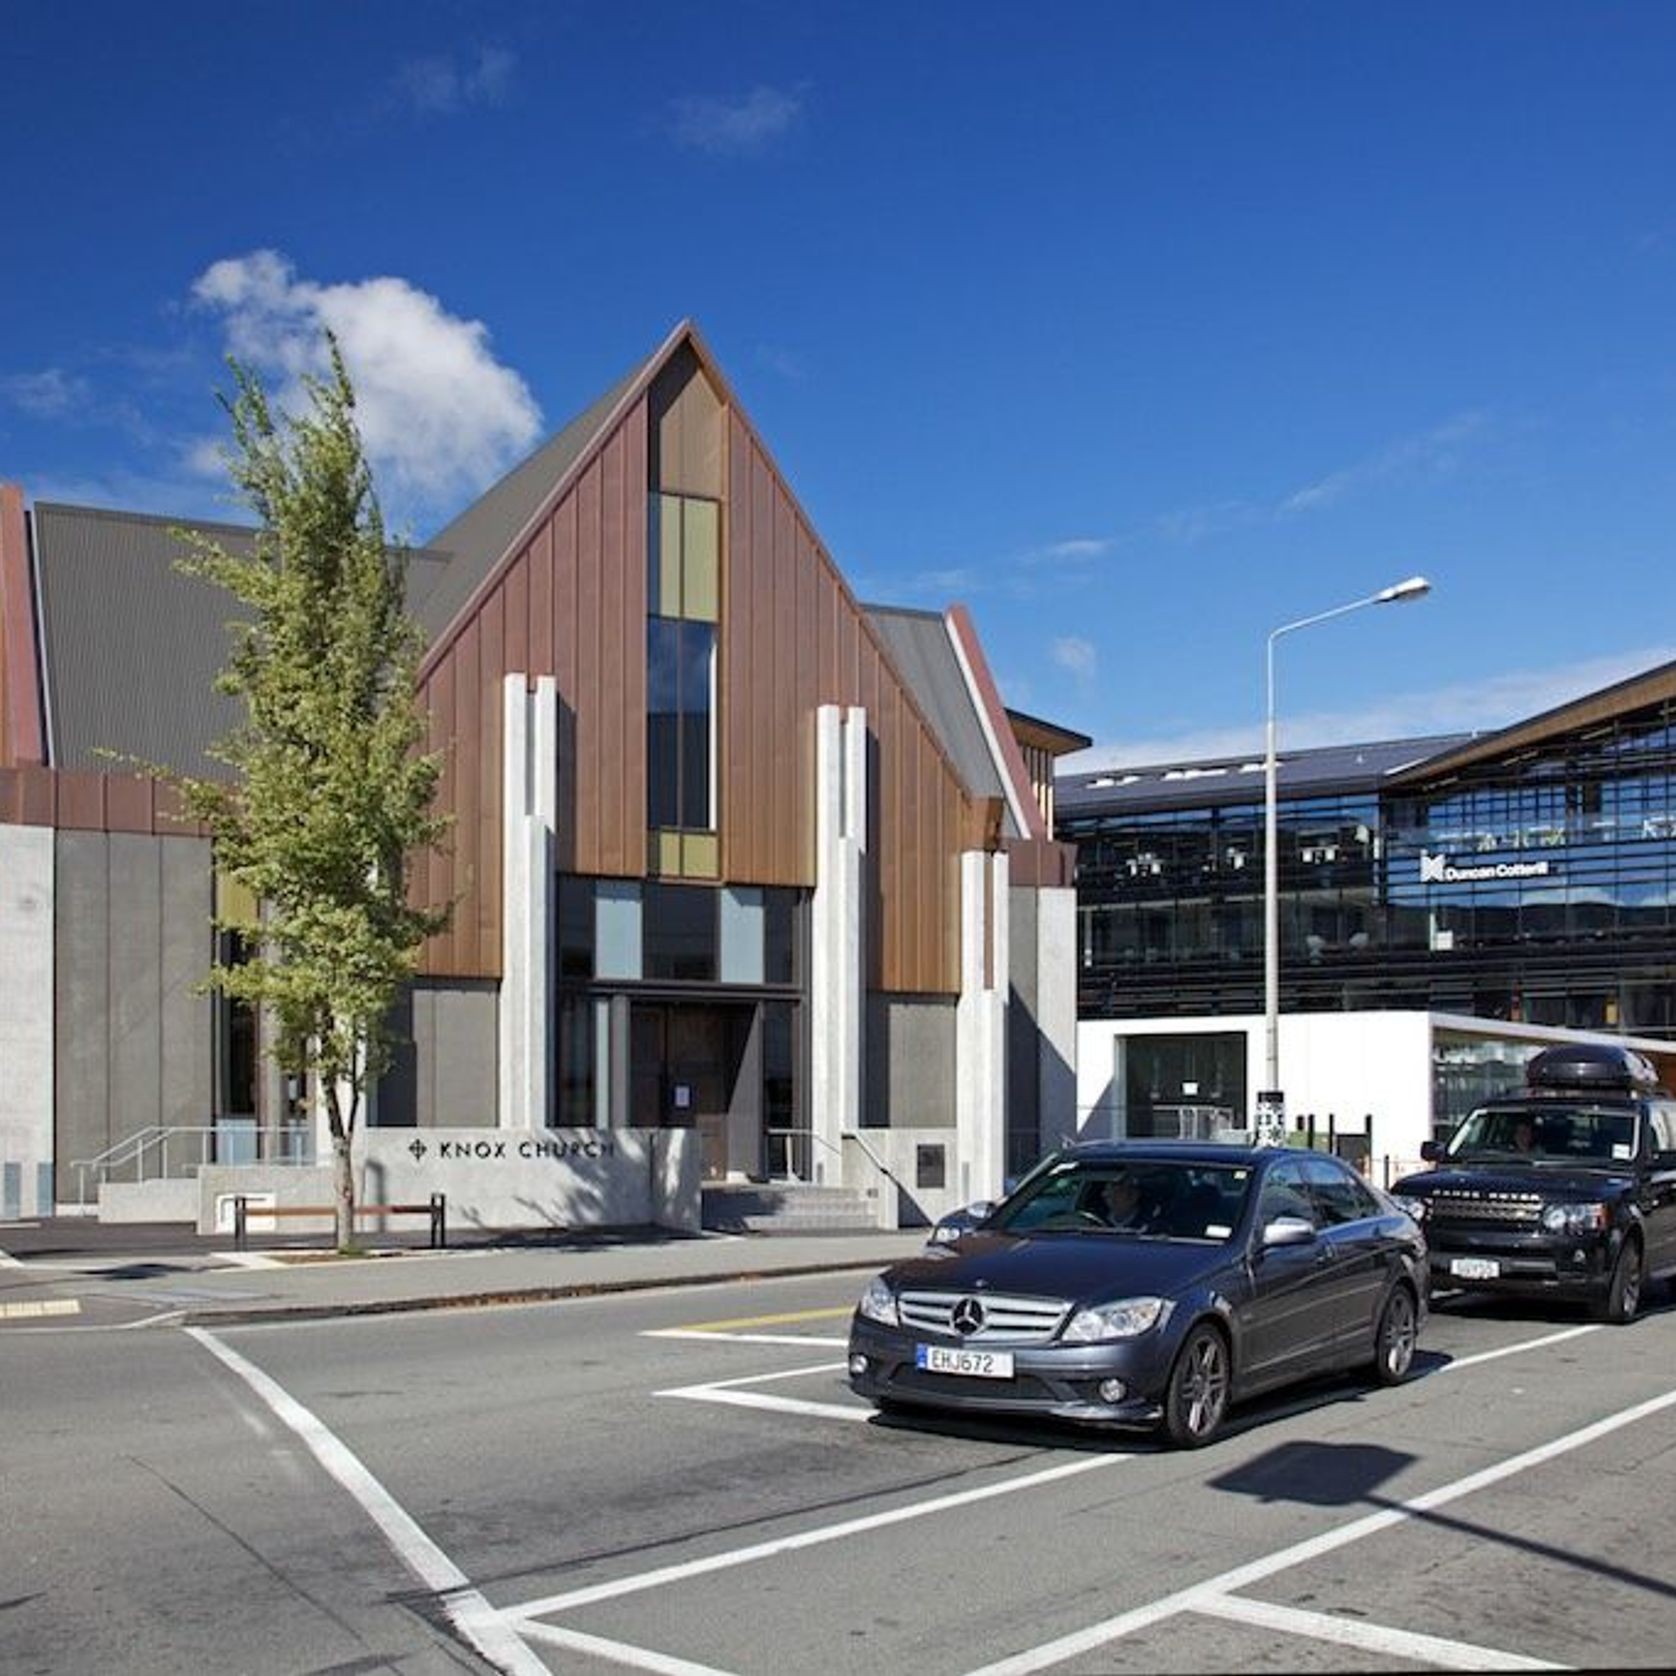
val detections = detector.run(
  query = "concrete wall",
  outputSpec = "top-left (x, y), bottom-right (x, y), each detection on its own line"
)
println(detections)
top-left (0, 824), bottom-right (54, 1214)
top-left (865, 993), bottom-right (956, 1127)
top-left (54, 831), bottom-right (214, 1200)
top-left (845, 1126), bottom-right (970, 1229)
top-left (195, 1127), bottom-right (700, 1234)
top-left (380, 979), bottom-right (499, 1128)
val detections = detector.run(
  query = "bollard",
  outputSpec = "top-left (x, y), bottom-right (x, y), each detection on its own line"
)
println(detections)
top-left (429, 1192), bottom-right (447, 1249)
top-left (234, 1195), bottom-right (248, 1252)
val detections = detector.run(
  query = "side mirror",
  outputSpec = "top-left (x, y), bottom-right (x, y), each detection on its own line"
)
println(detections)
top-left (927, 1199), bottom-right (997, 1247)
top-left (1420, 1140), bottom-right (1444, 1163)
top-left (1262, 1214), bottom-right (1317, 1248)
top-left (967, 1199), bottom-right (996, 1223)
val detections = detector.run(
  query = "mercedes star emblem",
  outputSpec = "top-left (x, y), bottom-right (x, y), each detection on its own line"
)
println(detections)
top-left (951, 1296), bottom-right (986, 1336)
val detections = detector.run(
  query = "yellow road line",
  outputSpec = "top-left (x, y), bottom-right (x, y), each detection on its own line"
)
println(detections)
top-left (674, 1305), bottom-right (854, 1333)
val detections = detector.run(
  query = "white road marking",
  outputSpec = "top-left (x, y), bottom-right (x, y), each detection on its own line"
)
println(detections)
top-left (1440, 1323), bottom-right (1598, 1370)
top-left (507, 1453), bottom-right (1129, 1622)
top-left (520, 1619), bottom-right (738, 1675)
top-left (963, 1383), bottom-right (1676, 1676)
top-left (186, 1327), bottom-right (550, 1676)
top-left (0, 1298), bottom-right (80, 1318)
top-left (1194, 1591), bottom-right (1564, 1670)
top-left (656, 1358), bottom-right (861, 1421)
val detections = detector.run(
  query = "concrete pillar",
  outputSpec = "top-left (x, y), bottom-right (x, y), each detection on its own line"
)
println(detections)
top-left (0, 824), bottom-right (54, 1214)
top-left (811, 704), bottom-right (866, 1175)
top-left (957, 847), bottom-right (1008, 1202)
top-left (1034, 884), bottom-right (1078, 1151)
top-left (499, 674), bottom-right (558, 1130)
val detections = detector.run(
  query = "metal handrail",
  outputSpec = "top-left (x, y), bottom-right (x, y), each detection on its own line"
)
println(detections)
top-left (762, 1124), bottom-right (910, 1215)
top-left (71, 1123), bottom-right (317, 1207)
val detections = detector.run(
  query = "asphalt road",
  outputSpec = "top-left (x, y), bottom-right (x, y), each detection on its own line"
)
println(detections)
top-left (7, 1274), bottom-right (1676, 1674)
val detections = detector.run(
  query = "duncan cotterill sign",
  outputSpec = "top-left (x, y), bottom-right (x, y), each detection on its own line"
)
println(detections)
top-left (1419, 851), bottom-right (1556, 885)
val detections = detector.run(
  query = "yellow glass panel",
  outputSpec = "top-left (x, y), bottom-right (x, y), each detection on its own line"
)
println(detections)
top-left (652, 829), bottom-right (682, 876)
top-left (682, 498), bottom-right (719, 622)
top-left (657, 494), bottom-right (683, 616)
top-left (215, 869), bottom-right (259, 929)
top-left (682, 832), bottom-right (719, 878)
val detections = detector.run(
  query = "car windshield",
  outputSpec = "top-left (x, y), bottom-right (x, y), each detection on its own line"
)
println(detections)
top-left (1445, 1103), bottom-right (1640, 1164)
top-left (989, 1158), bottom-right (1254, 1242)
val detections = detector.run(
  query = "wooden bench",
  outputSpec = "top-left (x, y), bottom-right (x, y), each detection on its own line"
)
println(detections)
top-left (232, 1193), bottom-right (446, 1250)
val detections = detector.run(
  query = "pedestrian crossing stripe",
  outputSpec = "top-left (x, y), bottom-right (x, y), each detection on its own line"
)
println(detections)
top-left (0, 1299), bottom-right (81, 1319)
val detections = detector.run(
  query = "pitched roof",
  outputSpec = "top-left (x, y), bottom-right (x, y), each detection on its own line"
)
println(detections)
top-left (1385, 657), bottom-right (1676, 787)
top-left (414, 351), bottom-right (657, 641)
top-left (864, 604), bottom-right (1018, 831)
top-left (31, 502), bottom-right (449, 775)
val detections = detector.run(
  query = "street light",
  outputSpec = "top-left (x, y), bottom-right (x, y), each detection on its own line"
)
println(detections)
top-left (1259, 575), bottom-right (1432, 1144)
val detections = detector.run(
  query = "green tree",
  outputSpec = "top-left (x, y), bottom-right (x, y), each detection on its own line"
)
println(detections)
top-left (175, 341), bottom-right (449, 1251)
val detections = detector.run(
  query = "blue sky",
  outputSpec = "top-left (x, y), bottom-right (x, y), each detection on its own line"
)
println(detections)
top-left (4, 2), bottom-right (1675, 767)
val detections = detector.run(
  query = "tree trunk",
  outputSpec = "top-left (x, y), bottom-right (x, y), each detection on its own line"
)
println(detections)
top-left (333, 1126), bottom-right (355, 1251)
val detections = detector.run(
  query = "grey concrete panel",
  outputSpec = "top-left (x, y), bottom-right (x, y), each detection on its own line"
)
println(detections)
top-left (159, 838), bottom-right (214, 1129)
top-left (55, 833), bottom-right (111, 1189)
top-left (108, 835), bottom-right (163, 1143)
top-left (421, 981), bottom-right (498, 1128)
top-left (867, 994), bottom-right (956, 1127)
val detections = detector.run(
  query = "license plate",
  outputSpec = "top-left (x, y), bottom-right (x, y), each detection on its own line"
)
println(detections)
top-left (1450, 1257), bottom-right (1501, 1280)
top-left (916, 1344), bottom-right (1014, 1379)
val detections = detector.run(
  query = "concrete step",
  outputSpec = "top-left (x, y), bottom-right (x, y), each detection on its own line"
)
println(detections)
top-left (701, 1182), bottom-right (881, 1235)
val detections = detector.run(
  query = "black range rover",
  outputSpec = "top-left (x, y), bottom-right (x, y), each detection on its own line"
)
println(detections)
top-left (1391, 1044), bottom-right (1676, 1323)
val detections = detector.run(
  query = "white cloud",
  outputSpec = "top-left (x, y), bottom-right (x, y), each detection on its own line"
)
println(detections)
top-left (1052, 636), bottom-right (1097, 682)
top-left (2, 368), bottom-right (90, 416)
top-left (394, 46), bottom-right (515, 115)
top-left (1282, 411), bottom-right (1489, 514)
top-left (1066, 646), bottom-right (1676, 773)
top-left (671, 86), bottom-right (803, 155)
top-left (190, 251), bottom-right (543, 520)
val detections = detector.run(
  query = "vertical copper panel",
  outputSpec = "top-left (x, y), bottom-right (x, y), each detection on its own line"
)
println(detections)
top-left (56, 770), bottom-right (105, 830)
top-left (573, 457), bottom-right (602, 872)
top-left (528, 521), bottom-right (554, 679)
top-left (650, 344), bottom-right (722, 499)
top-left (0, 484), bottom-right (45, 766)
top-left (454, 616), bottom-right (483, 973)
top-left (481, 583), bottom-right (507, 963)
top-left (427, 658), bottom-right (456, 971)
top-left (503, 556), bottom-right (529, 686)
top-left (104, 773), bottom-right (152, 833)
top-left (598, 435), bottom-right (627, 875)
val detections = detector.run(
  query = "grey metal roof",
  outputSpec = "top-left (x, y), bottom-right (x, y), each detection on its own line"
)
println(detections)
top-left (1056, 733), bottom-right (1475, 818)
top-left (415, 355), bottom-right (654, 642)
top-left (863, 604), bottom-right (1020, 837)
top-left (33, 503), bottom-right (450, 776)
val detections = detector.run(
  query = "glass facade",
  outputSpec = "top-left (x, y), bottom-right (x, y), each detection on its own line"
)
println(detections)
top-left (1064, 697), bottom-right (1676, 1041)
top-left (555, 876), bottom-right (806, 1158)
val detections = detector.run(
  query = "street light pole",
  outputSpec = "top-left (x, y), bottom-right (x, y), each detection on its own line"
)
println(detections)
top-left (1259, 575), bottom-right (1431, 1143)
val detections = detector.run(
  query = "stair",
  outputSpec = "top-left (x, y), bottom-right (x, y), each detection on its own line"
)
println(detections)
top-left (701, 1182), bottom-right (881, 1235)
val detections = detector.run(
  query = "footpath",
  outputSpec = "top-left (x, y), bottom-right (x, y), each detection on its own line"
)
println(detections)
top-left (0, 1218), bottom-right (930, 1331)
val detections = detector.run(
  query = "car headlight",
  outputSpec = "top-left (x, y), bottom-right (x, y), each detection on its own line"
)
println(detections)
top-left (928, 1223), bottom-right (963, 1246)
top-left (857, 1276), bottom-right (900, 1327)
top-left (1060, 1297), bottom-right (1171, 1342)
top-left (1391, 1194), bottom-right (1429, 1223)
top-left (1540, 1201), bottom-right (1609, 1235)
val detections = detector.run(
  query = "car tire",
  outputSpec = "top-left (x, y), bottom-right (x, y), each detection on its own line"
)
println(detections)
top-left (1163, 1322), bottom-right (1231, 1449)
top-left (1369, 1284), bottom-right (1418, 1385)
top-left (1594, 1237), bottom-right (1644, 1325)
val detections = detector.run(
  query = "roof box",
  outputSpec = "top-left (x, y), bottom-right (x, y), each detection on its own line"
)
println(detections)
top-left (1524, 1043), bottom-right (1663, 1095)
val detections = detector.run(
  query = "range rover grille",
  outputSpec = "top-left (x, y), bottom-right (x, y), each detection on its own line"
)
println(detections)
top-left (1428, 1190), bottom-right (1543, 1228)
top-left (897, 1290), bottom-right (1070, 1344)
